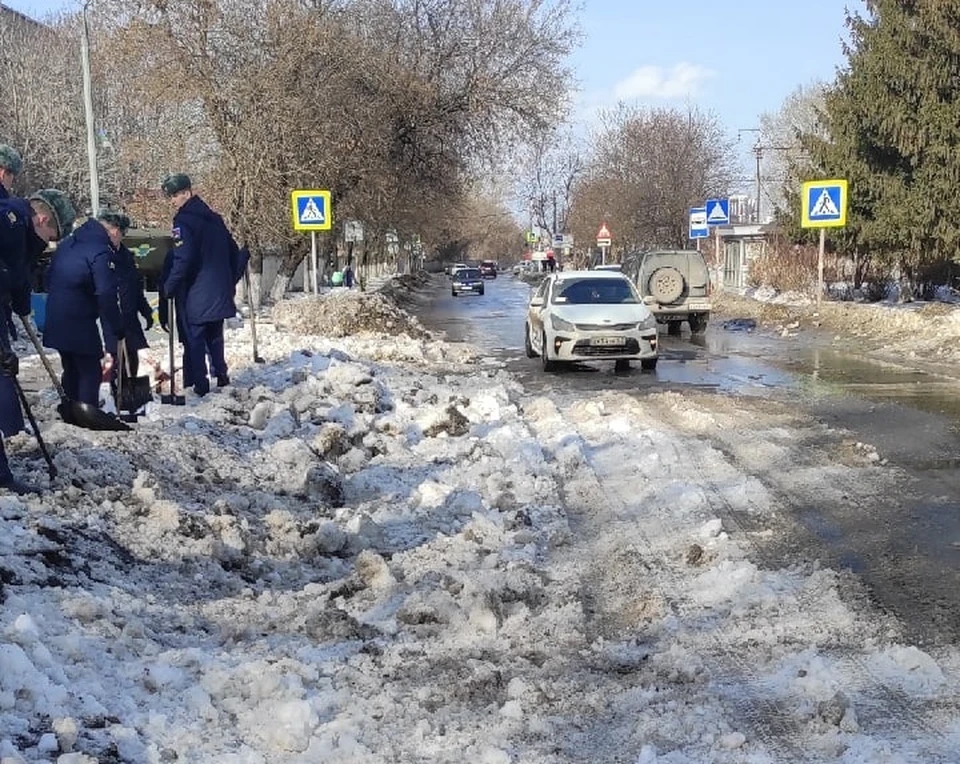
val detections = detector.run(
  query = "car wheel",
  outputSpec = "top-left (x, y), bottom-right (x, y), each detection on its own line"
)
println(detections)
top-left (641, 358), bottom-right (658, 371)
top-left (689, 314), bottom-right (708, 335)
top-left (479, 286), bottom-right (485, 295)
top-left (451, 289), bottom-right (458, 297)
top-left (541, 332), bottom-right (556, 371)
top-left (524, 323), bottom-right (537, 358)
top-left (667, 322), bottom-right (681, 336)
top-left (648, 266), bottom-right (685, 303)
top-left (614, 359), bottom-right (630, 373)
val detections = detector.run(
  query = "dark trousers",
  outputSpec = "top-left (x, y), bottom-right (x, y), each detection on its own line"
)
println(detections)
top-left (0, 374), bottom-right (24, 437)
top-left (182, 320), bottom-right (226, 394)
top-left (60, 353), bottom-right (102, 406)
top-left (0, 437), bottom-right (12, 483)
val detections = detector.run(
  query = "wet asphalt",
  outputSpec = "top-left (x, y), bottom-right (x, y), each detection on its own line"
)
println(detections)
top-left (413, 273), bottom-right (960, 645)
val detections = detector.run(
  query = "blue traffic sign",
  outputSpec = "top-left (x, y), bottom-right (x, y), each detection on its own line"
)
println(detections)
top-left (705, 198), bottom-right (730, 226)
top-left (689, 207), bottom-right (708, 239)
top-left (800, 179), bottom-right (847, 228)
top-left (290, 189), bottom-right (332, 231)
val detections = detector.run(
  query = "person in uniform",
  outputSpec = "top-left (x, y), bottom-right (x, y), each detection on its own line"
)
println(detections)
top-left (160, 174), bottom-right (244, 396)
top-left (44, 209), bottom-right (125, 412)
top-left (99, 210), bottom-right (153, 383)
top-left (0, 144), bottom-right (75, 492)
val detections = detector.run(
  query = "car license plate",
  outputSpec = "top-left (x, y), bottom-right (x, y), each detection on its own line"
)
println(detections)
top-left (590, 336), bottom-right (626, 346)
top-left (688, 303), bottom-right (709, 310)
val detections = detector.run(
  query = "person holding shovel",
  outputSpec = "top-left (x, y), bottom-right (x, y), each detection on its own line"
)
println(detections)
top-left (99, 210), bottom-right (153, 384)
top-left (0, 144), bottom-right (75, 492)
top-left (43, 209), bottom-right (125, 414)
top-left (161, 174), bottom-right (244, 396)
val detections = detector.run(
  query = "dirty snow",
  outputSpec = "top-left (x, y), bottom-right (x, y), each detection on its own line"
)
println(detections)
top-left (1, 285), bottom-right (959, 762)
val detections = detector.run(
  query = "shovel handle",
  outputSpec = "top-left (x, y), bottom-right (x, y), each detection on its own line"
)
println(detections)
top-left (19, 317), bottom-right (68, 401)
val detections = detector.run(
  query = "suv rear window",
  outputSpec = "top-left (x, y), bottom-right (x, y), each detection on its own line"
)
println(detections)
top-left (457, 269), bottom-right (482, 279)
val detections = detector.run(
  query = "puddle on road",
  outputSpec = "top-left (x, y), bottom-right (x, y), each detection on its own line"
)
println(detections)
top-left (773, 345), bottom-right (960, 420)
top-left (413, 277), bottom-right (960, 422)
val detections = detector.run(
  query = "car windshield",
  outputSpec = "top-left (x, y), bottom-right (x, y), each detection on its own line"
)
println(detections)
top-left (552, 277), bottom-right (638, 305)
top-left (458, 269), bottom-right (481, 279)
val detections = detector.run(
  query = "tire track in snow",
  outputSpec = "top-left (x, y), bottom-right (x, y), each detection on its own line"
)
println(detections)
top-left (632, 391), bottom-right (960, 760)
top-left (522, 392), bottom-right (812, 761)
top-left (525, 389), bottom-right (960, 761)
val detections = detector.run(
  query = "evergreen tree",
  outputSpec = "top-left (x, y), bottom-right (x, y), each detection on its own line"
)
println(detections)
top-left (799, 0), bottom-right (960, 297)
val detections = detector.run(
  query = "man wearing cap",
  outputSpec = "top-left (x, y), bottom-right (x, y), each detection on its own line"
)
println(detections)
top-left (0, 143), bottom-right (75, 492)
top-left (161, 174), bottom-right (244, 396)
top-left (43, 208), bottom-right (125, 413)
top-left (99, 210), bottom-right (153, 386)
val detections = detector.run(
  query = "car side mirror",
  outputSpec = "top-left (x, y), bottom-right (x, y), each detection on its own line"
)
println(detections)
top-left (643, 296), bottom-right (657, 306)
top-left (530, 296), bottom-right (544, 307)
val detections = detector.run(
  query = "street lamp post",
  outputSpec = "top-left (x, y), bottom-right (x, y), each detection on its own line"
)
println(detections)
top-left (81, 0), bottom-right (100, 215)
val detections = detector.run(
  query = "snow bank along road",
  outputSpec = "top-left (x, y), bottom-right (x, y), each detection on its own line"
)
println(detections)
top-left (1, 286), bottom-right (959, 762)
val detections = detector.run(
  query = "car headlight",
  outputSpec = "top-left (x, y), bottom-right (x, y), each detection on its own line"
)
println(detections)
top-left (638, 315), bottom-right (657, 331)
top-left (551, 314), bottom-right (575, 332)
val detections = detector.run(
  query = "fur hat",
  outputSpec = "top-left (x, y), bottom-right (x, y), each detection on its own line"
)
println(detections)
top-left (161, 173), bottom-right (191, 197)
top-left (29, 189), bottom-right (76, 239)
top-left (97, 208), bottom-right (131, 233)
top-left (0, 144), bottom-right (23, 175)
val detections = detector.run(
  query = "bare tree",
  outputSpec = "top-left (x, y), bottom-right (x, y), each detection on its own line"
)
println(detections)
top-left (0, 8), bottom-right (88, 205)
top-left (518, 127), bottom-right (585, 241)
top-left (567, 104), bottom-right (737, 255)
top-left (758, 81), bottom-right (828, 216)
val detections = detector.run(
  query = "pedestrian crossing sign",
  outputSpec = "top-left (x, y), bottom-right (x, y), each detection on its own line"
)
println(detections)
top-left (291, 189), bottom-right (332, 231)
top-left (801, 179), bottom-right (847, 228)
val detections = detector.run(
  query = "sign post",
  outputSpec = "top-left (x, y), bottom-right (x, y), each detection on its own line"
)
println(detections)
top-left (291, 189), bottom-right (333, 294)
top-left (705, 198), bottom-right (729, 264)
top-left (800, 179), bottom-right (848, 310)
top-left (596, 223), bottom-right (612, 265)
top-left (689, 207), bottom-right (708, 249)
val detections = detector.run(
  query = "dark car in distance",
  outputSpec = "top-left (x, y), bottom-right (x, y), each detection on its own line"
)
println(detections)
top-left (479, 260), bottom-right (498, 279)
top-left (452, 267), bottom-right (485, 296)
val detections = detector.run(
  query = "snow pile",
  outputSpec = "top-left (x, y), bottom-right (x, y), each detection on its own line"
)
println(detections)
top-left (717, 290), bottom-right (960, 365)
top-left (272, 290), bottom-right (429, 339)
top-left (377, 271), bottom-right (432, 303)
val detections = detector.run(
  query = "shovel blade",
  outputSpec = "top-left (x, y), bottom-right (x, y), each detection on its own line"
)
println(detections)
top-left (71, 402), bottom-right (132, 432)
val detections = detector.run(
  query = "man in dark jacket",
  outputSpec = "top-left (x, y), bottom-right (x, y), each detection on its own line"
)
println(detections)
top-left (0, 144), bottom-right (75, 492)
top-left (99, 210), bottom-right (153, 382)
top-left (44, 211), bottom-right (125, 409)
top-left (161, 174), bottom-right (243, 396)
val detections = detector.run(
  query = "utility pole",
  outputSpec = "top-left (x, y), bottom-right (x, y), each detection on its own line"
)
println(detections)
top-left (739, 128), bottom-right (803, 225)
top-left (81, 0), bottom-right (100, 215)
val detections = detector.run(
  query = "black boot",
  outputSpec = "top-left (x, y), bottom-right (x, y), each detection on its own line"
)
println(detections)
top-left (57, 401), bottom-right (75, 424)
top-left (216, 375), bottom-right (230, 388)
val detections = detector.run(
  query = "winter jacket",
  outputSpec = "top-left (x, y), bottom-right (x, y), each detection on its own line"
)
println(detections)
top-left (162, 195), bottom-right (243, 325)
top-left (0, 185), bottom-right (45, 317)
top-left (101, 243), bottom-right (151, 355)
top-left (44, 218), bottom-right (123, 356)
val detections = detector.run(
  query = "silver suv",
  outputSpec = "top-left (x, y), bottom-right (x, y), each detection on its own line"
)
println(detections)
top-left (621, 250), bottom-right (712, 334)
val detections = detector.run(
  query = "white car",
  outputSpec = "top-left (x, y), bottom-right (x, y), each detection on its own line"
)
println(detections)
top-left (524, 270), bottom-right (659, 371)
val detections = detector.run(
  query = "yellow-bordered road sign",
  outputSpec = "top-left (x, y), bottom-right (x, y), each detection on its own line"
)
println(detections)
top-left (801, 179), bottom-right (847, 228)
top-left (291, 189), bottom-right (332, 231)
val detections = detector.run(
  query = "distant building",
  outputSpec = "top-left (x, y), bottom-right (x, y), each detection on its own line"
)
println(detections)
top-left (729, 194), bottom-right (757, 225)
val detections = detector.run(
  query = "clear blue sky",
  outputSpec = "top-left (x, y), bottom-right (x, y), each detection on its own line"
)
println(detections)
top-left (569, 0), bottom-right (865, 179)
top-left (7, 0), bottom-right (864, 185)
